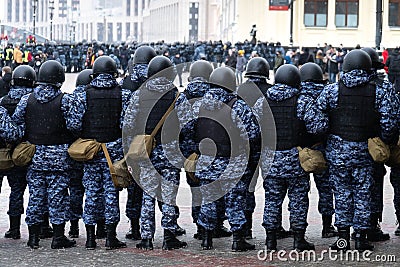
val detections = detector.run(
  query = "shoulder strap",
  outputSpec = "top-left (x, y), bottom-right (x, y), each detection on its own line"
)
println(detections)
top-left (150, 92), bottom-right (180, 138)
top-left (101, 143), bottom-right (116, 178)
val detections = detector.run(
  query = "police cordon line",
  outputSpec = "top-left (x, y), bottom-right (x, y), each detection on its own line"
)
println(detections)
top-left (0, 45), bottom-right (399, 256)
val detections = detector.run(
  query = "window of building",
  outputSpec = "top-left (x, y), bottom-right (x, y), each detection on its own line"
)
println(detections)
top-left (304, 0), bottom-right (327, 27)
top-left (7, 0), bottom-right (12, 22)
top-left (16, 0), bottom-right (20, 22)
top-left (389, 0), bottom-right (400, 27)
top-left (134, 0), bottom-right (138, 16)
top-left (126, 22), bottom-right (131, 39)
top-left (335, 0), bottom-right (358, 27)
top-left (127, 0), bottom-right (131, 16)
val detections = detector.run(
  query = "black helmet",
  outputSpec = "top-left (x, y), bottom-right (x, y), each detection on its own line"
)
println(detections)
top-left (147, 55), bottom-right (175, 81)
top-left (342, 49), bottom-right (372, 73)
top-left (133, 46), bottom-right (157, 64)
top-left (92, 56), bottom-right (118, 77)
top-left (245, 57), bottom-right (270, 79)
top-left (274, 64), bottom-right (301, 88)
top-left (209, 67), bottom-right (236, 92)
top-left (300, 62), bottom-right (324, 82)
top-left (37, 60), bottom-right (65, 87)
top-left (75, 69), bottom-right (93, 86)
top-left (12, 65), bottom-right (36, 87)
top-left (188, 60), bottom-right (213, 81)
top-left (361, 47), bottom-right (385, 69)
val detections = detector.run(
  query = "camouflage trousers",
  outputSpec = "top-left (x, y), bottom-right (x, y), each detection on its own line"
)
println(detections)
top-left (82, 162), bottom-right (120, 225)
top-left (25, 168), bottom-right (70, 226)
top-left (330, 164), bottom-right (373, 231)
top-left (262, 175), bottom-right (310, 231)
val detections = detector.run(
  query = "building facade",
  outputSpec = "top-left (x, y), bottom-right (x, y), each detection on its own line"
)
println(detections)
top-left (0, 0), bottom-right (399, 47)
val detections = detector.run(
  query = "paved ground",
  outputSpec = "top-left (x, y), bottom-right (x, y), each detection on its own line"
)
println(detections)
top-left (0, 73), bottom-right (398, 266)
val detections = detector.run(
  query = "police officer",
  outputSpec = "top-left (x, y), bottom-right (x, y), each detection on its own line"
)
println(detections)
top-left (236, 57), bottom-right (270, 239)
top-left (299, 62), bottom-right (338, 238)
top-left (304, 49), bottom-right (398, 251)
top-left (0, 65), bottom-right (36, 240)
top-left (362, 47), bottom-right (396, 242)
top-left (122, 45), bottom-right (156, 241)
top-left (122, 45), bottom-right (156, 92)
top-left (69, 56), bottom-right (131, 250)
top-left (67, 69), bottom-right (93, 239)
top-left (253, 64), bottom-right (315, 252)
top-left (1, 60), bottom-right (77, 249)
top-left (192, 67), bottom-right (259, 251)
top-left (125, 56), bottom-right (186, 250)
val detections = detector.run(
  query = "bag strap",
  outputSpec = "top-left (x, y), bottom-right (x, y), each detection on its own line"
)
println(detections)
top-left (101, 143), bottom-right (116, 178)
top-left (150, 92), bottom-right (180, 138)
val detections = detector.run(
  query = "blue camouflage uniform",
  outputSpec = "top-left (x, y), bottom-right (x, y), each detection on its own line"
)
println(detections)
top-left (123, 77), bottom-right (180, 239)
top-left (1, 85), bottom-right (78, 226)
top-left (253, 83), bottom-right (310, 231)
top-left (304, 69), bottom-right (398, 232)
top-left (192, 87), bottom-right (260, 232)
top-left (121, 64), bottom-right (148, 222)
top-left (0, 86), bottom-right (33, 217)
top-left (299, 81), bottom-right (334, 217)
top-left (68, 74), bottom-right (131, 226)
top-left (175, 77), bottom-right (210, 223)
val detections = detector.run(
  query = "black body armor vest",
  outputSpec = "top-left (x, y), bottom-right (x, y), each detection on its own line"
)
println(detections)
top-left (329, 81), bottom-right (379, 142)
top-left (82, 86), bottom-right (122, 143)
top-left (267, 95), bottom-right (306, 150)
top-left (25, 93), bottom-right (74, 145)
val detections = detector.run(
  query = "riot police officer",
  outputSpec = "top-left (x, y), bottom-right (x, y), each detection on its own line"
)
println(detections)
top-left (69, 56), bottom-right (131, 250)
top-left (1, 60), bottom-right (77, 249)
top-left (192, 67), bottom-right (259, 251)
top-left (253, 64), bottom-right (315, 252)
top-left (0, 65), bottom-right (36, 240)
top-left (299, 62), bottom-right (338, 238)
top-left (305, 49), bottom-right (398, 251)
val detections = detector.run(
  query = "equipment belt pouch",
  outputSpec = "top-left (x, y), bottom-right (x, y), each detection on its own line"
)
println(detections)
top-left (112, 158), bottom-right (136, 188)
top-left (68, 138), bottom-right (102, 161)
top-left (12, 142), bottom-right (36, 166)
top-left (297, 146), bottom-right (327, 174)
top-left (0, 145), bottom-right (14, 170)
top-left (368, 137), bottom-right (390, 163)
top-left (184, 152), bottom-right (199, 183)
top-left (127, 134), bottom-right (155, 161)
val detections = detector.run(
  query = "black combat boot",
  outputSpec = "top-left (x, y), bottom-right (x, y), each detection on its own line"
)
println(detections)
top-left (27, 224), bottom-right (41, 249)
top-left (213, 219), bottom-right (232, 238)
top-left (367, 213), bottom-right (390, 242)
top-left (68, 220), bottom-right (79, 238)
top-left (244, 211), bottom-right (253, 240)
top-left (354, 230), bottom-right (374, 251)
top-left (125, 217), bottom-right (141, 240)
top-left (51, 223), bottom-right (76, 249)
top-left (105, 223), bottom-right (127, 250)
top-left (293, 230), bottom-right (315, 251)
top-left (5, 215), bottom-right (21, 239)
top-left (276, 225), bottom-right (291, 239)
top-left (322, 215), bottom-right (338, 238)
top-left (330, 227), bottom-right (351, 251)
top-left (193, 224), bottom-right (203, 240)
top-left (95, 219), bottom-right (106, 239)
top-left (85, 225), bottom-right (97, 250)
top-left (162, 229), bottom-right (187, 250)
top-left (175, 223), bottom-right (186, 236)
top-left (201, 229), bottom-right (213, 250)
top-left (265, 230), bottom-right (277, 252)
top-left (136, 239), bottom-right (154, 250)
top-left (232, 229), bottom-right (255, 252)
top-left (40, 213), bottom-right (53, 239)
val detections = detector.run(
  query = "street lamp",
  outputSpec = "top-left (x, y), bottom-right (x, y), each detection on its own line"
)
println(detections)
top-left (32, 0), bottom-right (38, 36)
top-left (49, 0), bottom-right (55, 41)
top-left (289, 0), bottom-right (295, 47)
